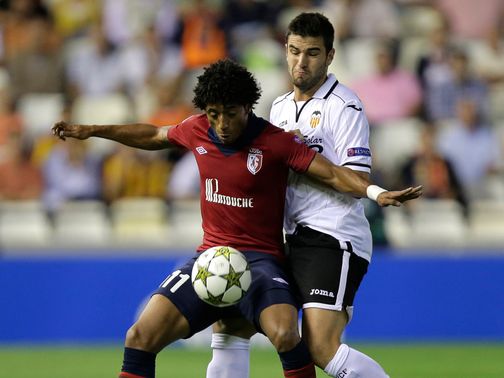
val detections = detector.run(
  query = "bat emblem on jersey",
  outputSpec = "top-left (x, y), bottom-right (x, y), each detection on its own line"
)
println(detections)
top-left (310, 110), bottom-right (321, 128)
top-left (247, 150), bottom-right (263, 175)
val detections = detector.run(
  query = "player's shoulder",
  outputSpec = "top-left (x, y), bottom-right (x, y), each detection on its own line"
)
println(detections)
top-left (271, 90), bottom-right (294, 109)
top-left (181, 113), bottom-right (207, 126)
top-left (260, 120), bottom-right (303, 145)
top-left (325, 79), bottom-right (362, 109)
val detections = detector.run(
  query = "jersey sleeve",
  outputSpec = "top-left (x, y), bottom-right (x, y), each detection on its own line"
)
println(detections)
top-left (277, 129), bottom-right (317, 173)
top-left (333, 100), bottom-right (372, 173)
top-left (166, 115), bottom-right (198, 149)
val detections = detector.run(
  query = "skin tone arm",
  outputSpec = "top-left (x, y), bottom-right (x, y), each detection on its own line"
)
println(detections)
top-left (306, 153), bottom-right (423, 207)
top-left (51, 121), bottom-right (172, 150)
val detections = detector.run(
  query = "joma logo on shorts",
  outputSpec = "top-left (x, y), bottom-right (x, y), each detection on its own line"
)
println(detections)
top-left (309, 288), bottom-right (335, 297)
top-left (337, 368), bottom-right (348, 377)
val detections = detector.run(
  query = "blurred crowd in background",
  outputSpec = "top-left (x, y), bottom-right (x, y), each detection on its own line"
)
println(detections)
top-left (0, 0), bottom-right (504, 251)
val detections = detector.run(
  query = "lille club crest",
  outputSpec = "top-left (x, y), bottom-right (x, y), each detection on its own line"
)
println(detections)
top-left (247, 152), bottom-right (263, 175)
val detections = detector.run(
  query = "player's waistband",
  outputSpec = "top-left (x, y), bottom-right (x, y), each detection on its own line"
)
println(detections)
top-left (289, 225), bottom-right (353, 253)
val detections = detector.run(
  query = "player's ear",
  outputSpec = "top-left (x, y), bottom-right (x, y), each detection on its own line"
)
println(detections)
top-left (327, 47), bottom-right (335, 67)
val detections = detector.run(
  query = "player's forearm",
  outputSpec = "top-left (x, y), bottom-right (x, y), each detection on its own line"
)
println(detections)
top-left (88, 123), bottom-right (165, 149)
top-left (53, 121), bottom-right (169, 150)
top-left (326, 164), bottom-right (371, 197)
top-left (306, 153), bottom-right (371, 197)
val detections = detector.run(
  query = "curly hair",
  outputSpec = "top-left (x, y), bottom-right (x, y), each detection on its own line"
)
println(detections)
top-left (192, 59), bottom-right (262, 110)
top-left (286, 12), bottom-right (334, 54)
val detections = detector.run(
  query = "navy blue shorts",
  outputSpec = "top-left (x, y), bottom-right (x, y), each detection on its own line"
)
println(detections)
top-left (154, 251), bottom-right (297, 337)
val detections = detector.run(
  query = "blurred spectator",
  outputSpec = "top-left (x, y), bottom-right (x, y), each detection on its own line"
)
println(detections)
top-left (221, 0), bottom-right (284, 60)
top-left (342, 0), bottom-right (401, 40)
top-left (7, 17), bottom-right (65, 102)
top-left (101, 0), bottom-right (180, 48)
top-left (351, 38), bottom-right (422, 126)
top-left (398, 124), bottom-right (467, 209)
top-left (469, 26), bottom-right (504, 122)
top-left (134, 23), bottom-right (184, 85)
top-left (167, 151), bottom-right (200, 201)
top-left (99, 0), bottom-right (183, 97)
top-left (65, 23), bottom-right (123, 99)
top-left (102, 145), bottom-right (171, 204)
top-left (437, 97), bottom-right (502, 201)
top-left (423, 47), bottom-right (489, 123)
top-left (434, 0), bottom-right (504, 40)
top-left (0, 0), bottom-right (52, 62)
top-left (42, 137), bottom-right (102, 215)
top-left (147, 74), bottom-right (194, 127)
top-left (470, 27), bottom-right (504, 86)
top-left (416, 20), bottom-right (453, 90)
top-left (0, 87), bottom-right (23, 154)
top-left (48, 0), bottom-right (101, 40)
top-left (0, 132), bottom-right (43, 200)
top-left (179, 0), bottom-right (228, 70)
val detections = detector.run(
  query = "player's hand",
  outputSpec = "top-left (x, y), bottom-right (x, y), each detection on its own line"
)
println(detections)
top-left (376, 185), bottom-right (423, 207)
top-left (288, 129), bottom-right (304, 140)
top-left (52, 121), bottom-right (92, 141)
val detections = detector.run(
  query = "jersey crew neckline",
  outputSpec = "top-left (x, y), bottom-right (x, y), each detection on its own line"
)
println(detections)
top-left (208, 113), bottom-right (268, 156)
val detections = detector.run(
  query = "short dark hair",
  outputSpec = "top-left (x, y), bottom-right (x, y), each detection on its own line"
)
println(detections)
top-left (286, 12), bottom-right (334, 54)
top-left (193, 59), bottom-right (261, 110)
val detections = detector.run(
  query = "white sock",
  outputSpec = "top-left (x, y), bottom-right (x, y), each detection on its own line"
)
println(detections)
top-left (324, 343), bottom-right (390, 378)
top-left (206, 333), bottom-right (250, 378)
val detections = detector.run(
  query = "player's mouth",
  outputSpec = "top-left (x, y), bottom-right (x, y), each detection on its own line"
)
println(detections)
top-left (218, 133), bottom-right (233, 143)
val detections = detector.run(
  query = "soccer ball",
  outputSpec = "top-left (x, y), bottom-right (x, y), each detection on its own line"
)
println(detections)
top-left (191, 246), bottom-right (252, 307)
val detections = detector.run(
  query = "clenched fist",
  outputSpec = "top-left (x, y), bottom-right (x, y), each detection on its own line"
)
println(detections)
top-left (52, 121), bottom-right (93, 141)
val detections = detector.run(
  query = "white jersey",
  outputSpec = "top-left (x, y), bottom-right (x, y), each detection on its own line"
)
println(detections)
top-left (270, 74), bottom-right (373, 261)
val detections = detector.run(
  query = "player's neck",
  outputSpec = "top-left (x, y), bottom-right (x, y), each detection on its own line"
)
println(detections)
top-left (293, 75), bottom-right (328, 101)
top-left (293, 89), bottom-right (312, 102)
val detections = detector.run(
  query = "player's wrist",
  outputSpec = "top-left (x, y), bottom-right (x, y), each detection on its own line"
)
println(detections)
top-left (366, 185), bottom-right (387, 202)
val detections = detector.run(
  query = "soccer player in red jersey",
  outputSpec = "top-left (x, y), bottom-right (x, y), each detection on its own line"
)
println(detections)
top-left (52, 59), bottom-right (421, 378)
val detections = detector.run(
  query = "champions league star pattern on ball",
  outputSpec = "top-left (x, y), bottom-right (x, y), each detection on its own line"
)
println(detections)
top-left (191, 246), bottom-right (252, 307)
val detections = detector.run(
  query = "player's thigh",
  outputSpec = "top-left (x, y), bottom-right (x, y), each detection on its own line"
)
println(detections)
top-left (154, 255), bottom-right (229, 338)
top-left (237, 252), bottom-right (299, 335)
top-left (301, 307), bottom-right (347, 359)
top-left (212, 317), bottom-right (257, 339)
top-left (127, 294), bottom-right (190, 352)
top-left (258, 303), bottom-right (301, 352)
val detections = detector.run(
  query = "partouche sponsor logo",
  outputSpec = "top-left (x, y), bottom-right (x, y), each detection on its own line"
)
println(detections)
top-left (205, 178), bottom-right (254, 208)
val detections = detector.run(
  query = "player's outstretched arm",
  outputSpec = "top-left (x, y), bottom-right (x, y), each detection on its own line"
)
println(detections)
top-left (51, 121), bottom-right (173, 150)
top-left (305, 153), bottom-right (422, 206)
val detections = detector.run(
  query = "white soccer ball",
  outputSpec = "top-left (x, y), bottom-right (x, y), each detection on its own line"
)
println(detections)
top-left (191, 246), bottom-right (252, 307)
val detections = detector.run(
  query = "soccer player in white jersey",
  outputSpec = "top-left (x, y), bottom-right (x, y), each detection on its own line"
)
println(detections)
top-left (207, 12), bottom-right (396, 378)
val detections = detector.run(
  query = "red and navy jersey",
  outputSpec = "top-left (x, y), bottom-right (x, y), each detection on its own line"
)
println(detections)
top-left (167, 113), bottom-right (316, 259)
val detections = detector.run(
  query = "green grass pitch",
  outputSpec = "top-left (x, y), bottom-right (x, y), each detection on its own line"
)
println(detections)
top-left (1, 343), bottom-right (503, 377)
